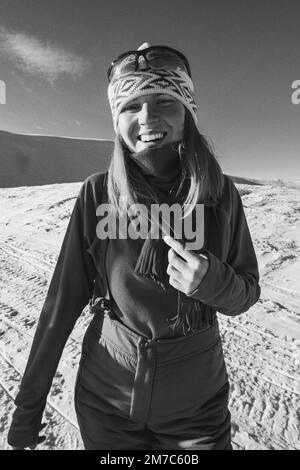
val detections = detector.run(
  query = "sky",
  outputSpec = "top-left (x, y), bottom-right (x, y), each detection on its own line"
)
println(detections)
top-left (0, 0), bottom-right (299, 181)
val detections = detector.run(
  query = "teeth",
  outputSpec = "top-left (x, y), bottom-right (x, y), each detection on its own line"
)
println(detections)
top-left (139, 133), bottom-right (165, 142)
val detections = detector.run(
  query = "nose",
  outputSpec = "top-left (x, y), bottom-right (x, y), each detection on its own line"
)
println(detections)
top-left (138, 102), bottom-right (159, 125)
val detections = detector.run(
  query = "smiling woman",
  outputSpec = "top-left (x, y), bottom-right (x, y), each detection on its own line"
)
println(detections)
top-left (7, 42), bottom-right (260, 451)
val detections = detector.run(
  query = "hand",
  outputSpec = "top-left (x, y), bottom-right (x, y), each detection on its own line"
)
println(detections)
top-left (11, 423), bottom-right (47, 450)
top-left (163, 235), bottom-right (209, 295)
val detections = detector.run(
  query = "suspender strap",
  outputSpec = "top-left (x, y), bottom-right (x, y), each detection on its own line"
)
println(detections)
top-left (89, 172), bottom-right (114, 315)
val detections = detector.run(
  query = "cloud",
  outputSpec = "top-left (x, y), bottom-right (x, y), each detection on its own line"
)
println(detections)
top-left (0, 26), bottom-right (90, 83)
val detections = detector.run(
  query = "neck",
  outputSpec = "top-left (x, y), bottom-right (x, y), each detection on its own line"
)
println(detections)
top-left (129, 141), bottom-right (182, 181)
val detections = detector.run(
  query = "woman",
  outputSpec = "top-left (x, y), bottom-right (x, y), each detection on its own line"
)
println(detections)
top-left (7, 43), bottom-right (260, 450)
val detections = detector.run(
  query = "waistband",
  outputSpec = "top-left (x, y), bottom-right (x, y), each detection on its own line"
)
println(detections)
top-left (89, 297), bottom-right (221, 366)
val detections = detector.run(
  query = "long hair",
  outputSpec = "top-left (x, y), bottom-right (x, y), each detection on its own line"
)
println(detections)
top-left (107, 110), bottom-right (224, 216)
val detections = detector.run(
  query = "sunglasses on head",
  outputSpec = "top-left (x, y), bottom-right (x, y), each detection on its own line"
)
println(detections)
top-left (107, 45), bottom-right (192, 82)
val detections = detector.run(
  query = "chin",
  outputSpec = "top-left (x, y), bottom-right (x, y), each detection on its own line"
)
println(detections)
top-left (137, 143), bottom-right (163, 151)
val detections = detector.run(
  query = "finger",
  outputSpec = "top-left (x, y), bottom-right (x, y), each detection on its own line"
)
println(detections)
top-left (163, 236), bottom-right (194, 262)
top-left (168, 249), bottom-right (187, 271)
top-left (167, 266), bottom-right (185, 285)
top-left (167, 263), bottom-right (180, 276)
top-left (169, 276), bottom-right (184, 292)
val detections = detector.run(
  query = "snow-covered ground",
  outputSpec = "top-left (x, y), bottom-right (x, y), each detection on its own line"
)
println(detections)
top-left (0, 178), bottom-right (299, 450)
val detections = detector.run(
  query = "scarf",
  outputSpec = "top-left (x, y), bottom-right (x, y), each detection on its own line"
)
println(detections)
top-left (125, 141), bottom-right (206, 335)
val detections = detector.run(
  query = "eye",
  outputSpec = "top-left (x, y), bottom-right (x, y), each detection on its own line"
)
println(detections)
top-left (122, 103), bottom-right (140, 112)
top-left (156, 98), bottom-right (176, 106)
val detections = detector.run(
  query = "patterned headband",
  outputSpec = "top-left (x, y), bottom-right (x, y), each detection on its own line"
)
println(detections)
top-left (108, 69), bottom-right (198, 131)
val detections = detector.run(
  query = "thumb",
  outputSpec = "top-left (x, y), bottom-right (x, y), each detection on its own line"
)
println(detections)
top-left (28, 423), bottom-right (47, 449)
top-left (40, 422), bottom-right (47, 432)
top-left (28, 435), bottom-right (46, 450)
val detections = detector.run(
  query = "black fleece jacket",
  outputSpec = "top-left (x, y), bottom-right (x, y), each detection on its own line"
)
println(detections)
top-left (7, 172), bottom-right (260, 448)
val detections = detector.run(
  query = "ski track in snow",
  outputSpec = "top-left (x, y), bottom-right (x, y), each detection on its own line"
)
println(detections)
top-left (0, 182), bottom-right (299, 450)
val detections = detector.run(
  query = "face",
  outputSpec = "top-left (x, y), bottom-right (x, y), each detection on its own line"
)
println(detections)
top-left (117, 93), bottom-right (185, 153)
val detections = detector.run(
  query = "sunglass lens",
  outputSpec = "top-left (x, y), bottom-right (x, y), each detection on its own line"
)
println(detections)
top-left (109, 48), bottom-right (190, 81)
top-left (146, 50), bottom-right (188, 73)
top-left (112, 54), bottom-right (137, 79)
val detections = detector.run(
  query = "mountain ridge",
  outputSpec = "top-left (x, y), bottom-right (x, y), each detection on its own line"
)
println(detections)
top-left (1, 129), bottom-right (298, 189)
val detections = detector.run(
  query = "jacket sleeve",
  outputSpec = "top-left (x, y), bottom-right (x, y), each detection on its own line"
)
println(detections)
top-left (7, 179), bottom-right (97, 448)
top-left (188, 178), bottom-right (260, 316)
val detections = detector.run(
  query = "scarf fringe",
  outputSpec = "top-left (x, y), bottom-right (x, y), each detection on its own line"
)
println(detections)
top-left (134, 237), bottom-right (169, 289)
top-left (167, 293), bottom-right (213, 336)
top-left (127, 143), bottom-right (213, 335)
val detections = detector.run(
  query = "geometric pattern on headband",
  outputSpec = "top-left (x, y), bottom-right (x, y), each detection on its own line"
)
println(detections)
top-left (108, 69), bottom-right (197, 118)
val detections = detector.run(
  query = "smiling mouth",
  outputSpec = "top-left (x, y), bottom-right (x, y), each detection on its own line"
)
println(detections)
top-left (137, 132), bottom-right (167, 143)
